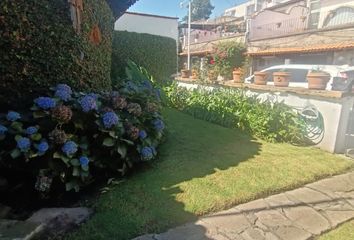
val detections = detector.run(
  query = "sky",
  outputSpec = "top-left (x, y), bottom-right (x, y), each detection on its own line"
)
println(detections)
top-left (128, 0), bottom-right (247, 20)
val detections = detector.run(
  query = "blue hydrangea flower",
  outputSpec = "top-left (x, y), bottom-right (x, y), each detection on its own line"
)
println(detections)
top-left (110, 91), bottom-right (120, 97)
top-left (55, 84), bottom-right (72, 102)
top-left (153, 119), bottom-right (165, 132)
top-left (87, 93), bottom-right (99, 100)
top-left (17, 137), bottom-right (31, 152)
top-left (37, 141), bottom-right (49, 153)
top-left (155, 89), bottom-right (161, 101)
top-left (79, 95), bottom-right (97, 112)
top-left (141, 147), bottom-right (154, 161)
top-left (139, 130), bottom-right (147, 140)
top-left (62, 141), bottom-right (78, 156)
top-left (102, 112), bottom-right (119, 129)
top-left (126, 81), bottom-right (138, 92)
top-left (6, 111), bottom-right (21, 121)
top-left (0, 125), bottom-right (8, 135)
top-left (34, 97), bottom-right (56, 110)
top-left (26, 126), bottom-right (38, 135)
top-left (142, 80), bottom-right (153, 90)
top-left (79, 156), bottom-right (89, 167)
top-left (56, 84), bottom-right (72, 92)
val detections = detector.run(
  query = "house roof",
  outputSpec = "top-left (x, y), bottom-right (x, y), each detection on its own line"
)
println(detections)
top-left (179, 50), bottom-right (212, 56)
top-left (247, 42), bottom-right (354, 56)
top-left (125, 11), bottom-right (178, 20)
top-left (106, 0), bottom-right (139, 19)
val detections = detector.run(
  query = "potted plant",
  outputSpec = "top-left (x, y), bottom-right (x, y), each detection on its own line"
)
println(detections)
top-left (191, 62), bottom-right (200, 80)
top-left (307, 67), bottom-right (330, 90)
top-left (254, 71), bottom-right (268, 85)
top-left (208, 69), bottom-right (218, 83)
top-left (233, 68), bottom-right (243, 83)
top-left (273, 69), bottom-right (291, 87)
top-left (191, 69), bottom-right (198, 79)
top-left (181, 69), bottom-right (191, 78)
top-left (212, 41), bottom-right (246, 82)
top-left (207, 56), bottom-right (218, 83)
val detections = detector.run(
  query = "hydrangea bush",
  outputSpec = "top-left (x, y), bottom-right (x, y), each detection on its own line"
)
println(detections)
top-left (0, 63), bottom-right (165, 192)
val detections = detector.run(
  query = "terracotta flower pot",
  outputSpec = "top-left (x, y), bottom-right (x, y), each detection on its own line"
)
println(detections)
top-left (307, 72), bottom-right (330, 90)
top-left (181, 69), bottom-right (191, 78)
top-left (191, 70), bottom-right (198, 79)
top-left (254, 71), bottom-right (267, 85)
top-left (273, 72), bottom-right (291, 87)
top-left (233, 69), bottom-right (243, 83)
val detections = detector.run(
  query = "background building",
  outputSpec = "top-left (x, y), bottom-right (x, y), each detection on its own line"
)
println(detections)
top-left (115, 12), bottom-right (179, 41)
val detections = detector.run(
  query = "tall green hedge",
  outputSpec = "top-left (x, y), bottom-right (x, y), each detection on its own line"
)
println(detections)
top-left (112, 31), bottom-right (177, 84)
top-left (0, 0), bottom-right (114, 110)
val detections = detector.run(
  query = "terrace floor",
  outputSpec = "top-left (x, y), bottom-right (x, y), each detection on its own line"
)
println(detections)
top-left (134, 171), bottom-right (354, 240)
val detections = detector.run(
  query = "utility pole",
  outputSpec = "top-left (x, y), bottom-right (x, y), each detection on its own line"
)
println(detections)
top-left (187, 0), bottom-right (192, 70)
top-left (181, 0), bottom-right (192, 70)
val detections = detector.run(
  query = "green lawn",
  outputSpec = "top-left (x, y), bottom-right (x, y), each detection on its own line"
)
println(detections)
top-left (69, 108), bottom-right (354, 240)
top-left (318, 221), bottom-right (354, 240)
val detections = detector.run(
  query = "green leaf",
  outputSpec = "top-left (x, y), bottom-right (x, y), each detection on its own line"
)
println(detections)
top-left (31, 133), bottom-right (42, 141)
top-left (33, 111), bottom-right (46, 119)
top-left (15, 135), bottom-right (22, 141)
top-left (121, 139), bottom-right (134, 146)
top-left (81, 171), bottom-right (89, 177)
top-left (79, 143), bottom-right (89, 150)
top-left (70, 159), bottom-right (80, 166)
top-left (72, 167), bottom-right (80, 176)
top-left (65, 181), bottom-right (80, 192)
top-left (103, 137), bottom-right (115, 147)
top-left (11, 149), bottom-right (21, 159)
top-left (81, 165), bottom-right (89, 172)
top-left (117, 145), bottom-right (127, 158)
top-left (29, 152), bottom-right (38, 159)
top-left (11, 122), bottom-right (23, 132)
top-left (109, 131), bottom-right (118, 139)
top-left (74, 121), bottom-right (84, 130)
top-left (60, 155), bottom-right (70, 166)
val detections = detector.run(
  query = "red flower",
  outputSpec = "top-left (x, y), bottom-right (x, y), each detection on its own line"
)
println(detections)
top-left (210, 58), bottom-right (215, 65)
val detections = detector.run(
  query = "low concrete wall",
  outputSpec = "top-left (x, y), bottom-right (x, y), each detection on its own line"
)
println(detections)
top-left (176, 81), bottom-right (354, 154)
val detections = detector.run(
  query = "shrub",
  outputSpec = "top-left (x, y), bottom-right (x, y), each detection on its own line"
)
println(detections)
top-left (164, 83), bottom-right (307, 144)
top-left (212, 41), bottom-right (246, 79)
top-left (0, 63), bottom-right (165, 192)
top-left (0, 0), bottom-right (114, 111)
top-left (112, 31), bottom-right (177, 84)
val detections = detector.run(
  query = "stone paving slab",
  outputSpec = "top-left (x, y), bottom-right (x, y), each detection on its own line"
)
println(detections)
top-left (132, 172), bottom-right (354, 240)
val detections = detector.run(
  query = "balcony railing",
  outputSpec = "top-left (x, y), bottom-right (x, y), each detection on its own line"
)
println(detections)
top-left (249, 9), bottom-right (354, 40)
top-left (250, 17), bottom-right (308, 40)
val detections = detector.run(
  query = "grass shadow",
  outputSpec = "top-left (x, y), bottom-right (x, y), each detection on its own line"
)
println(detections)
top-left (68, 108), bottom-right (354, 240)
top-left (68, 108), bottom-right (261, 240)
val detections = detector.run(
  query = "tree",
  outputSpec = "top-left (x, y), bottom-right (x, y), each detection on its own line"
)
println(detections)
top-left (183, 0), bottom-right (215, 22)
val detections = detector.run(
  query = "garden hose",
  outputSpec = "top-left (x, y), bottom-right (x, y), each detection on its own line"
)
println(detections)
top-left (297, 105), bottom-right (325, 144)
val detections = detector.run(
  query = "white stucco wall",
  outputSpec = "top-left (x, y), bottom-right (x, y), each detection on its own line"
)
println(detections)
top-left (114, 12), bottom-right (178, 41)
top-left (176, 81), bottom-right (354, 154)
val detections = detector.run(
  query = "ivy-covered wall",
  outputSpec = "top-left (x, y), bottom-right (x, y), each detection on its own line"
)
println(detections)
top-left (0, 0), bottom-right (114, 110)
top-left (112, 31), bottom-right (177, 84)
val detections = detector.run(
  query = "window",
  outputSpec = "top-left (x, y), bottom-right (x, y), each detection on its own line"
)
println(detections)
top-left (310, 1), bottom-right (321, 11)
top-left (309, 12), bottom-right (320, 29)
top-left (246, 5), bottom-right (255, 17)
top-left (69, 0), bottom-right (83, 34)
top-left (308, 0), bottom-right (321, 29)
top-left (323, 7), bottom-right (354, 28)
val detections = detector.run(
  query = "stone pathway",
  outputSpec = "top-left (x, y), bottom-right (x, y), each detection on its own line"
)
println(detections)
top-left (133, 171), bottom-right (354, 240)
